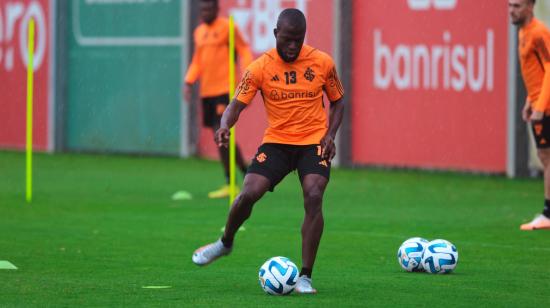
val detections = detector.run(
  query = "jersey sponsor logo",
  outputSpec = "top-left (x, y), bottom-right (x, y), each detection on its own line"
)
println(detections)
top-left (407, 0), bottom-right (457, 11)
top-left (271, 74), bottom-right (280, 82)
top-left (304, 67), bottom-right (315, 82)
top-left (256, 152), bottom-right (267, 163)
top-left (269, 89), bottom-right (319, 101)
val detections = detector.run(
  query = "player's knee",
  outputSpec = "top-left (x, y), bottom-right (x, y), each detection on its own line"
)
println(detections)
top-left (303, 188), bottom-right (323, 210)
top-left (537, 150), bottom-right (550, 166)
top-left (236, 190), bottom-right (261, 206)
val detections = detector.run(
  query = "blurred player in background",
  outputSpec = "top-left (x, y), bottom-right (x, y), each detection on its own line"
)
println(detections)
top-left (181, 0), bottom-right (253, 199)
top-left (510, 0), bottom-right (550, 230)
top-left (191, 8), bottom-right (345, 294)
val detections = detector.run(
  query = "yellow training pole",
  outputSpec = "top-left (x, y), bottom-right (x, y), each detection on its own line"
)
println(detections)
top-left (228, 16), bottom-right (236, 206)
top-left (26, 18), bottom-right (35, 203)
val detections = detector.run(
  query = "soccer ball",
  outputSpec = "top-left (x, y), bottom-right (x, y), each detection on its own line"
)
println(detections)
top-left (421, 239), bottom-right (458, 274)
top-left (397, 237), bottom-right (429, 272)
top-left (258, 256), bottom-right (299, 295)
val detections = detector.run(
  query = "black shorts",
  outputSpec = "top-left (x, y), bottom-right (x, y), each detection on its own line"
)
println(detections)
top-left (247, 143), bottom-right (331, 192)
top-left (202, 94), bottom-right (229, 128)
top-left (531, 114), bottom-right (550, 149)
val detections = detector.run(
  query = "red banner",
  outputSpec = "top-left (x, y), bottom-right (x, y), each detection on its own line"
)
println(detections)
top-left (352, 0), bottom-right (508, 172)
top-left (197, 0), bottom-right (334, 160)
top-left (0, 0), bottom-right (50, 151)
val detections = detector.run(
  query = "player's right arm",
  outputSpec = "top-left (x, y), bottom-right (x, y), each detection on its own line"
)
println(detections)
top-left (215, 99), bottom-right (248, 147)
top-left (184, 52), bottom-right (201, 102)
top-left (183, 29), bottom-right (202, 102)
top-left (215, 60), bottom-right (263, 147)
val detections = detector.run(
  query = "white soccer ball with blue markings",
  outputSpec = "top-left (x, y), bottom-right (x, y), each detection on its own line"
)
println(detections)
top-left (421, 239), bottom-right (458, 274)
top-left (258, 256), bottom-right (299, 295)
top-left (397, 237), bottom-right (429, 272)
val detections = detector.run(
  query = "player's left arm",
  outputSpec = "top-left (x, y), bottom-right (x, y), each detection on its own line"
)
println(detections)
top-left (321, 98), bottom-right (345, 162)
top-left (531, 32), bottom-right (550, 120)
top-left (321, 64), bottom-right (345, 162)
top-left (234, 26), bottom-right (254, 72)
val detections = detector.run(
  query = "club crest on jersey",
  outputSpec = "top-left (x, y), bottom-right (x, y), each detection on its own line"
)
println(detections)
top-left (216, 104), bottom-right (226, 115)
top-left (304, 67), bottom-right (315, 82)
top-left (535, 124), bottom-right (543, 135)
top-left (257, 152), bottom-right (267, 163)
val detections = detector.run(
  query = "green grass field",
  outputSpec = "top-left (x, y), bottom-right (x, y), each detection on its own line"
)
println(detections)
top-left (1, 151), bottom-right (549, 307)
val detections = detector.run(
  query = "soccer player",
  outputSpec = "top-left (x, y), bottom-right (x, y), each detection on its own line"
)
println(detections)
top-left (191, 8), bottom-right (345, 294)
top-left (510, 0), bottom-right (550, 230)
top-left (182, 0), bottom-right (252, 199)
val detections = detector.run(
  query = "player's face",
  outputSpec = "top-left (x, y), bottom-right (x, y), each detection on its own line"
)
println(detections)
top-left (199, 1), bottom-right (218, 25)
top-left (508, 0), bottom-right (532, 26)
top-left (274, 24), bottom-right (306, 63)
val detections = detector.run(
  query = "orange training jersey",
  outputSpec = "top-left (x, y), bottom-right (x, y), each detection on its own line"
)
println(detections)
top-left (235, 45), bottom-right (344, 145)
top-left (185, 17), bottom-right (253, 98)
top-left (519, 18), bottom-right (550, 112)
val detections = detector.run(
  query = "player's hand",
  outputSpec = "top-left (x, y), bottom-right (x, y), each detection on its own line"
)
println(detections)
top-left (522, 99), bottom-right (532, 122)
top-left (320, 135), bottom-right (336, 163)
top-left (530, 110), bottom-right (544, 122)
top-left (183, 84), bottom-right (193, 103)
top-left (215, 127), bottom-right (230, 148)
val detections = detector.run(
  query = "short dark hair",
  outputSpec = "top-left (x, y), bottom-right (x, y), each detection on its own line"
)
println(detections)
top-left (276, 8), bottom-right (307, 31)
top-left (530, 0), bottom-right (536, 5)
